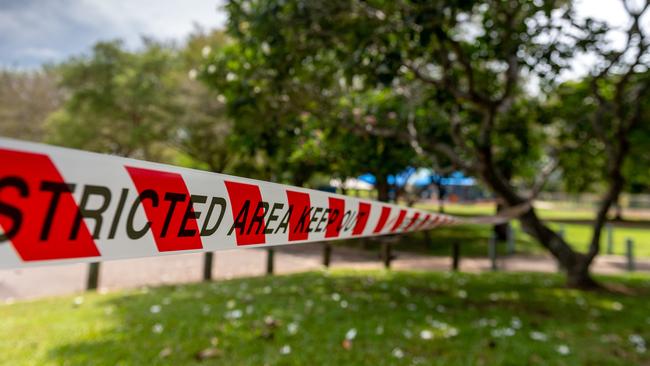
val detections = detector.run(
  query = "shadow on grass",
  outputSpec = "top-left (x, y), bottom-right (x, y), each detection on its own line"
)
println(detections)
top-left (340, 225), bottom-right (543, 258)
top-left (40, 271), bottom-right (650, 365)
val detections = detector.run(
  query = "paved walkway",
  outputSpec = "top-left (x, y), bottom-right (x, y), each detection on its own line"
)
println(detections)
top-left (0, 243), bottom-right (647, 301)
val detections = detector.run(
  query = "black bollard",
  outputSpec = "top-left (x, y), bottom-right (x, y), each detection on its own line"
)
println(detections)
top-left (322, 243), bottom-right (332, 267)
top-left (452, 242), bottom-right (460, 271)
top-left (626, 238), bottom-right (635, 272)
top-left (381, 242), bottom-right (392, 269)
top-left (86, 262), bottom-right (100, 291)
top-left (203, 252), bottom-right (214, 281)
top-left (266, 248), bottom-right (274, 275)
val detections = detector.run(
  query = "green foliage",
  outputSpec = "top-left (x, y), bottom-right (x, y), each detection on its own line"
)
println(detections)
top-left (549, 73), bottom-right (650, 193)
top-left (46, 40), bottom-right (180, 161)
top-left (171, 30), bottom-right (239, 173)
top-left (214, 0), bottom-right (578, 188)
top-left (547, 80), bottom-right (606, 193)
top-left (0, 68), bottom-right (62, 142)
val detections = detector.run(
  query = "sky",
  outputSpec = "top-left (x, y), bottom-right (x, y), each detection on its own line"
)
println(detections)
top-left (0, 0), bottom-right (647, 74)
top-left (0, 0), bottom-right (226, 68)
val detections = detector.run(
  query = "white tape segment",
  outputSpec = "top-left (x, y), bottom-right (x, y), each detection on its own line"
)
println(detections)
top-left (0, 138), bottom-right (461, 269)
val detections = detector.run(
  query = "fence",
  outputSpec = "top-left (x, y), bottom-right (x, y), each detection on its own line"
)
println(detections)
top-left (81, 221), bottom-right (644, 292)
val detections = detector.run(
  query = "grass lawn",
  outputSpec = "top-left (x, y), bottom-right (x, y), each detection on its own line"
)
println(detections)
top-left (415, 202), bottom-right (597, 221)
top-left (390, 222), bottom-right (650, 258)
top-left (1, 270), bottom-right (649, 365)
top-left (408, 203), bottom-right (650, 258)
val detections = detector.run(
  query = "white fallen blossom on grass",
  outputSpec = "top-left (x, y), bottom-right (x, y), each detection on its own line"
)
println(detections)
top-left (280, 345), bottom-right (291, 355)
top-left (159, 346), bottom-right (173, 358)
top-left (345, 328), bottom-right (357, 340)
top-left (556, 344), bottom-right (570, 355)
top-left (331, 293), bottom-right (341, 302)
top-left (150, 305), bottom-right (161, 314)
top-left (420, 330), bottom-right (433, 340)
top-left (510, 317), bottom-right (521, 329)
top-left (476, 318), bottom-right (498, 328)
top-left (287, 322), bottom-right (299, 335)
top-left (376, 325), bottom-right (384, 335)
top-left (457, 290), bottom-right (467, 299)
top-left (629, 334), bottom-right (647, 354)
top-left (152, 323), bottom-right (164, 334)
top-left (226, 300), bottom-right (236, 309)
top-left (162, 297), bottom-right (171, 305)
top-left (403, 329), bottom-right (413, 339)
top-left (340, 300), bottom-right (348, 309)
top-left (611, 301), bottom-right (624, 311)
top-left (392, 347), bottom-right (404, 359)
top-left (491, 327), bottom-right (515, 338)
top-left (425, 318), bottom-right (459, 338)
top-left (73, 296), bottom-right (84, 306)
top-left (530, 331), bottom-right (548, 342)
top-left (225, 309), bottom-right (243, 320)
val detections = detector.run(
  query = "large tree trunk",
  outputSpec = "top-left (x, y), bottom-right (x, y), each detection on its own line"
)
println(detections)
top-left (376, 175), bottom-right (390, 202)
top-left (476, 153), bottom-right (600, 289)
top-left (493, 169), bottom-right (512, 242)
top-left (493, 202), bottom-right (508, 241)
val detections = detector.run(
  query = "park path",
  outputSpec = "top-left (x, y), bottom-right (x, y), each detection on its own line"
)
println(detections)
top-left (0, 243), bottom-right (648, 301)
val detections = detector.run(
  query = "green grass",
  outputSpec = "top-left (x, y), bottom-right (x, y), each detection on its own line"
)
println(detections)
top-left (408, 203), bottom-right (650, 258)
top-left (392, 223), bottom-right (650, 258)
top-left (1, 270), bottom-right (649, 365)
top-left (544, 222), bottom-right (650, 257)
top-left (415, 202), bottom-right (598, 221)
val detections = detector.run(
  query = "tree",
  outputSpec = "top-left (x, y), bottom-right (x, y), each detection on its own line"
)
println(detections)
top-left (171, 29), bottom-right (239, 174)
top-left (217, 0), bottom-right (649, 287)
top-left (323, 88), bottom-right (420, 202)
top-left (550, 2), bottom-right (650, 265)
top-left (47, 40), bottom-right (179, 161)
top-left (0, 68), bottom-right (62, 142)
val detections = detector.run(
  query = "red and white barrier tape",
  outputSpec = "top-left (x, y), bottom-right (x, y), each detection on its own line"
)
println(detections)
top-left (0, 138), bottom-right (464, 269)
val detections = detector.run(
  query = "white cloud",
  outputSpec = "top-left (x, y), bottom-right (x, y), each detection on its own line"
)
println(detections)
top-left (0, 0), bottom-right (226, 67)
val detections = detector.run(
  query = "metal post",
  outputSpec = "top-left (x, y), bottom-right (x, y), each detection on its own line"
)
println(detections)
top-left (489, 233), bottom-right (497, 271)
top-left (202, 252), bottom-right (214, 281)
top-left (322, 243), bottom-right (332, 267)
top-left (381, 242), bottom-right (392, 269)
top-left (557, 226), bottom-right (565, 272)
top-left (626, 238), bottom-right (635, 272)
top-left (86, 262), bottom-right (100, 291)
top-left (266, 248), bottom-right (274, 275)
top-left (506, 222), bottom-right (515, 255)
top-left (452, 242), bottom-right (460, 271)
top-left (606, 224), bottom-right (614, 255)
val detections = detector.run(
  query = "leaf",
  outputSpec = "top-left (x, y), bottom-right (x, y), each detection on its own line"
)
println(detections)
top-left (342, 339), bottom-right (353, 350)
top-left (158, 347), bottom-right (172, 359)
top-left (195, 347), bottom-right (222, 361)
